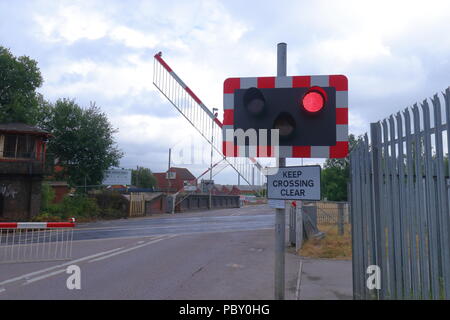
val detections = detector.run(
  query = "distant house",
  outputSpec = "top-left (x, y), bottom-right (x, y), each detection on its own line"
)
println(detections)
top-left (234, 185), bottom-right (264, 195)
top-left (221, 185), bottom-right (230, 194)
top-left (200, 183), bottom-right (264, 196)
top-left (219, 184), bottom-right (265, 196)
top-left (229, 186), bottom-right (241, 196)
top-left (154, 167), bottom-right (197, 193)
top-left (0, 123), bottom-right (51, 220)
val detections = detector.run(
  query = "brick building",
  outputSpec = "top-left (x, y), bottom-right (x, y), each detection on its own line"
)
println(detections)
top-left (0, 123), bottom-right (50, 220)
top-left (154, 167), bottom-right (197, 193)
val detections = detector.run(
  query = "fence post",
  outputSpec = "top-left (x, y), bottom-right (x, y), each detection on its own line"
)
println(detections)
top-left (289, 202), bottom-right (296, 246)
top-left (337, 202), bottom-right (344, 236)
top-left (295, 200), bottom-right (303, 252)
top-left (370, 122), bottom-right (383, 299)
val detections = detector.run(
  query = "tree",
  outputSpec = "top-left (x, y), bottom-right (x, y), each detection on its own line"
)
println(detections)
top-left (321, 134), bottom-right (358, 201)
top-left (132, 166), bottom-right (156, 188)
top-left (0, 46), bottom-right (43, 124)
top-left (41, 98), bottom-right (123, 187)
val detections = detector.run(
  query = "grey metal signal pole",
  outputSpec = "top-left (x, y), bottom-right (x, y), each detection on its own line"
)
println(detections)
top-left (275, 42), bottom-right (286, 300)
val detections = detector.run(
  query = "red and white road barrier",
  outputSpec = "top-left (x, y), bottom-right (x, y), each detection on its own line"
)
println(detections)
top-left (0, 219), bottom-right (75, 264)
top-left (0, 222), bottom-right (75, 229)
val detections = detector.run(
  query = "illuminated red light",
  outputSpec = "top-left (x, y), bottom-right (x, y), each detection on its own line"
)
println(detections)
top-left (302, 91), bottom-right (324, 113)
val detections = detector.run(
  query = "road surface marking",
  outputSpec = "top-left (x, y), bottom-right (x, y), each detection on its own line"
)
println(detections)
top-left (17, 236), bottom-right (173, 286)
top-left (0, 247), bottom-right (125, 287)
top-left (0, 288), bottom-right (5, 294)
top-left (24, 269), bottom-right (67, 285)
top-left (88, 235), bottom-right (175, 263)
top-left (295, 260), bottom-right (303, 300)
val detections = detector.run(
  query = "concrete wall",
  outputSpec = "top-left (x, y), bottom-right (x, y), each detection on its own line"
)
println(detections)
top-left (174, 194), bottom-right (240, 213)
top-left (0, 173), bottom-right (42, 220)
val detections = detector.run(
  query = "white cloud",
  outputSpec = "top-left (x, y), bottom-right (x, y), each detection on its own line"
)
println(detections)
top-left (110, 26), bottom-right (158, 49)
top-left (33, 4), bottom-right (110, 44)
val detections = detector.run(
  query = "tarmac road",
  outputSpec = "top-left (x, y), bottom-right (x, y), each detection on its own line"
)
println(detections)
top-left (0, 204), bottom-right (303, 300)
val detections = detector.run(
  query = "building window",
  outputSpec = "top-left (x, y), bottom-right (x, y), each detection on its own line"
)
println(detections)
top-left (1, 134), bottom-right (36, 159)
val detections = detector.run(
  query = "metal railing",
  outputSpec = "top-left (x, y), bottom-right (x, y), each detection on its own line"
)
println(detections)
top-left (303, 201), bottom-right (349, 225)
top-left (351, 87), bottom-right (450, 300)
top-left (288, 201), bottom-right (348, 249)
top-left (0, 221), bottom-right (75, 264)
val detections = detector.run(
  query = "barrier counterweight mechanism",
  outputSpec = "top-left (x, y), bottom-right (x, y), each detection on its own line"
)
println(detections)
top-left (0, 221), bottom-right (75, 264)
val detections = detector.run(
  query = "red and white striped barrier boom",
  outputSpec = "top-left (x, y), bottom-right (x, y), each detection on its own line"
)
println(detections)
top-left (0, 222), bottom-right (75, 229)
top-left (153, 52), bottom-right (266, 186)
top-left (0, 220), bottom-right (75, 264)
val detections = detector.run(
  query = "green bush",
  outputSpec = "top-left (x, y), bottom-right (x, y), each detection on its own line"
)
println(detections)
top-left (92, 191), bottom-right (128, 220)
top-left (37, 188), bottom-right (129, 222)
top-left (37, 194), bottom-right (100, 221)
top-left (40, 183), bottom-right (55, 211)
top-left (59, 195), bottom-right (100, 219)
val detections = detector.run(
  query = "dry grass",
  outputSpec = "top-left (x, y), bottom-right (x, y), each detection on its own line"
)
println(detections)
top-left (298, 223), bottom-right (352, 260)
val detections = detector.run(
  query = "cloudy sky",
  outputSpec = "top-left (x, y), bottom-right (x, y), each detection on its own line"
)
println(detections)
top-left (1, 0), bottom-right (450, 184)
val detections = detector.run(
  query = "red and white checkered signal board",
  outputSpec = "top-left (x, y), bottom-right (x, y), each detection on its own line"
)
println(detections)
top-left (222, 75), bottom-right (348, 158)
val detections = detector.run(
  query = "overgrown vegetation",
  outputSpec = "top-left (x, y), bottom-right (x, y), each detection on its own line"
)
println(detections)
top-left (35, 184), bottom-right (128, 222)
top-left (299, 223), bottom-right (352, 260)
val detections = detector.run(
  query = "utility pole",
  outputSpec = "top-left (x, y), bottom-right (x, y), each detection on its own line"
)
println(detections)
top-left (167, 148), bottom-right (171, 194)
top-left (209, 108), bottom-right (218, 209)
top-left (275, 42), bottom-right (287, 300)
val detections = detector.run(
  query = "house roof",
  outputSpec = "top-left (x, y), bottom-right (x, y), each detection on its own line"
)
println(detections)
top-left (154, 167), bottom-right (196, 193)
top-left (154, 168), bottom-right (196, 186)
top-left (222, 185), bottom-right (265, 191)
top-left (168, 167), bottom-right (196, 180)
top-left (0, 123), bottom-right (51, 136)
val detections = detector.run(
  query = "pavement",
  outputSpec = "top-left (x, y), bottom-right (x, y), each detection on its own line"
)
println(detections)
top-left (0, 204), bottom-right (352, 300)
top-left (297, 258), bottom-right (353, 300)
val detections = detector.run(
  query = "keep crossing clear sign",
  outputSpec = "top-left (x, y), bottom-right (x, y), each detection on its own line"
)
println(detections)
top-left (267, 165), bottom-right (321, 201)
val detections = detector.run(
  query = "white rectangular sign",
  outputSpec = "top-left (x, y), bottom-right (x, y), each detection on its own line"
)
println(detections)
top-left (102, 169), bottom-right (132, 186)
top-left (267, 165), bottom-right (321, 201)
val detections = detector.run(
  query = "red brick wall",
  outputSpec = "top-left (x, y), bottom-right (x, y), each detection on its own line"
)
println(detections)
top-left (51, 185), bottom-right (69, 203)
top-left (146, 196), bottom-right (165, 214)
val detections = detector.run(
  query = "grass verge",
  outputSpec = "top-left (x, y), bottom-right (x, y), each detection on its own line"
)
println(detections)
top-left (298, 223), bottom-right (352, 260)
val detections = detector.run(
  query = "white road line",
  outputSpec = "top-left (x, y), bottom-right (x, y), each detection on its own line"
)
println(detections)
top-left (18, 236), bottom-right (173, 286)
top-left (0, 247), bottom-right (124, 287)
top-left (170, 227), bottom-right (273, 238)
top-left (0, 288), bottom-right (5, 294)
top-left (88, 235), bottom-right (175, 263)
top-left (296, 260), bottom-right (303, 300)
top-left (24, 269), bottom-right (66, 285)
